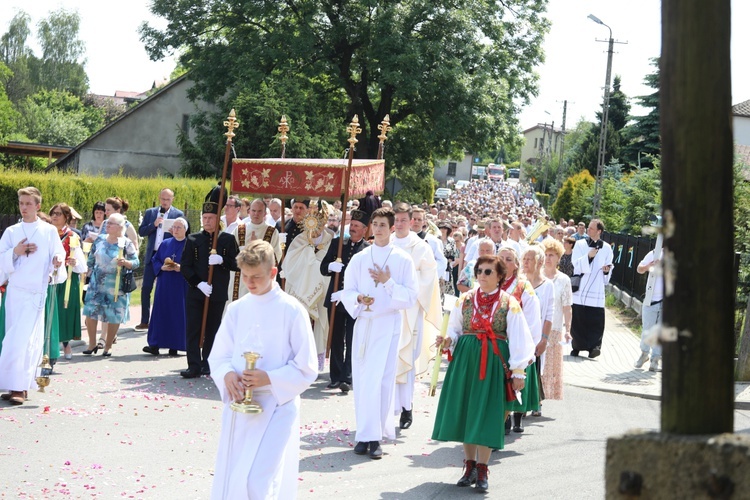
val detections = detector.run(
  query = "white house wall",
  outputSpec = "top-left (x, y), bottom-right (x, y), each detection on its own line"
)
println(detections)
top-left (734, 116), bottom-right (750, 147)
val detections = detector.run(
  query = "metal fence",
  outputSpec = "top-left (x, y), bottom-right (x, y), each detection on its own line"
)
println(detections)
top-left (602, 231), bottom-right (750, 353)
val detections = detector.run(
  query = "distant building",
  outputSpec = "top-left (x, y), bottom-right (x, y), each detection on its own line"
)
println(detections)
top-left (733, 99), bottom-right (750, 147)
top-left (433, 152), bottom-right (474, 185)
top-left (50, 75), bottom-right (214, 177)
top-left (520, 123), bottom-right (564, 166)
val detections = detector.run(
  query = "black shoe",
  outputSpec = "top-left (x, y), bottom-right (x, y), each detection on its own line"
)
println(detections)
top-left (339, 382), bottom-right (351, 393)
top-left (82, 345), bottom-right (100, 355)
top-left (589, 348), bottom-right (601, 359)
top-left (457, 459), bottom-right (477, 486)
top-left (512, 412), bottom-right (524, 433)
top-left (326, 381), bottom-right (341, 389)
top-left (368, 441), bottom-right (383, 459)
top-left (200, 366), bottom-right (211, 376)
top-left (353, 441), bottom-right (368, 455)
top-left (142, 346), bottom-right (160, 356)
top-left (180, 368), bottom-right (201, 379)
top-left (400, 407), bottom-right (413, 429)
top-left (570, 350), bottom-right (580, 357)
top-left (505, 414), bottom-right (512, 435)
top-left (168, 349), bottom-right (178, 356)
top-left (475, 463), bottom-right (489, 492)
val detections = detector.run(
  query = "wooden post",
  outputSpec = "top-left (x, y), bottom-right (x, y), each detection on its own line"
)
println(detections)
top-left (660, 0), bottom-right (734, 433)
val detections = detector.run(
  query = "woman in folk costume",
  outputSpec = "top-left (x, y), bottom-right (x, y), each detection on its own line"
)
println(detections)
top-left (49, 203), bottom-right (87, 361)
top-left (281, 200), bottom-right (334, 371)
top-left (208, 241), bottom-right (317, 499)
top-left (540, 238), bottom-right (573, 400)
top-left (521, 245), bottom-right (554, 417)
top-left (432, 255), bottom-right (535, 492)
top-left (497, 246), bottom-right (542, 434)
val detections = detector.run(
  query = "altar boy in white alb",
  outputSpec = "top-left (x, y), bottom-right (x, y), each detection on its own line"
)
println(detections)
top-left (208, 240), bottom-right (317, 499)
top-left (339, 207), bottom-right (419, 459)
top-left (0, 187), bottom-right (65, 405)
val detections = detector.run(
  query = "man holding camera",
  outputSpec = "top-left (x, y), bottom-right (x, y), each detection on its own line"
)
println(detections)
top-left (570, 219), bottom-right (613, 358)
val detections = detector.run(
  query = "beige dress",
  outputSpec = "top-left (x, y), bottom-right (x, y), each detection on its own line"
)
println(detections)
top-left (542, 271), bottom-right (573, 400)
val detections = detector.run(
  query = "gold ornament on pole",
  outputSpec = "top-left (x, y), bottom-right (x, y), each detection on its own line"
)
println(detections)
top-left (347, 115), bottom-right (362, 147)
top-left (231, 352), bottom-right (263, 414)
top-left (278, 115), bottom-right (290, 159)
top-left (377, 114), bottom-right (391, 160)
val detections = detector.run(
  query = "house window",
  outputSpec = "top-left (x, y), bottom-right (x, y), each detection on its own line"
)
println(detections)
top-left (182, 114), bottom-right (190, 133)
top-left (447, 162), bottom-right (457, 176)
top-left (534, 138), bottom-right (538, 148)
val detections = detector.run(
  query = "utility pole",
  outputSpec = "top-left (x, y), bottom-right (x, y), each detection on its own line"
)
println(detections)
top-left (542, 121), bottom-right (554, 194)
top-left (588, 15), bottom-right (627, 217)
top-left (555, 100), bottom-right (568, 192)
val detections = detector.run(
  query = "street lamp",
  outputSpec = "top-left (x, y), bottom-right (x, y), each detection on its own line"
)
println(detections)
top-left (589, 14), bottom-right (615, 217)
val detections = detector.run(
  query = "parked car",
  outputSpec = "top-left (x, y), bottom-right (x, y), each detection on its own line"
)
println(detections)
top-left (508, 168), bottom-right (520, 178)
top-left (455, 180), bottom-right (471, 190)
top-left (435, 187), bottom-right (453, 199)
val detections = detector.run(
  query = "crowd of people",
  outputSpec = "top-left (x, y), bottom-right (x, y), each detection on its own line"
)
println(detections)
top-left (0, 177), bottom-right (664, 498)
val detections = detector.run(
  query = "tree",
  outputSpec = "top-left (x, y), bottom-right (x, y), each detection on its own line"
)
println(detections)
top-left (37, 9), bottom-right (88, 96)
top-left (551, 169), bottom-right (595, 222)
top-left (567, 75), bottom-right (630, 176)
top-left (622, 58), bottom-right (660, 169)
top-left (1, 12), bottom-right (38, 104)
top-left (17, 89), bottom-right (103, 146)
top-left (0, 62), bottom-right (19, 140)
top-left (140, 0), bottom-right (550, 186)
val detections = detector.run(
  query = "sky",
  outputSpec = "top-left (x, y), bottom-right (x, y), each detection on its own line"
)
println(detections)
top-left (1, 0), bottom-right (748, 133)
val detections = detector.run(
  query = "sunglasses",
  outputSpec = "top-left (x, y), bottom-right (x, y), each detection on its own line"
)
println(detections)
top-left (475, 268), bottom-right (494, 276)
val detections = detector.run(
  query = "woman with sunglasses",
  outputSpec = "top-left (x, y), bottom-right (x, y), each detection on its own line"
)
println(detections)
top-left (432, 255), bottom-right (534, 492)
top-left (497, 246), bottom-right (542, 434)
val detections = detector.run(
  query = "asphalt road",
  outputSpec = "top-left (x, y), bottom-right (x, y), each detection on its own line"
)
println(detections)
top-left (1, 328), bottom-right (748, 499)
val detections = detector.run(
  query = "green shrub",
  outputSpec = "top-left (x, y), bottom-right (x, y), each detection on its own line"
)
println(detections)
top-left (0, 169), bottom-right (216, 217)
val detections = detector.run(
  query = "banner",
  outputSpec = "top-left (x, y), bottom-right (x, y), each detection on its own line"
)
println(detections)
top-left (231, 158), bottom-right (385, 199)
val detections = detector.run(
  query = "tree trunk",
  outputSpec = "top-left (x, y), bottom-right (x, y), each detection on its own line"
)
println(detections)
top-left (660, 0), bottom-right (734, 433)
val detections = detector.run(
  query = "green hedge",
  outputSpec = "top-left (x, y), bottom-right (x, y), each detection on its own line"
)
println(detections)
top-left (0, 170), bottom-right (217, 218)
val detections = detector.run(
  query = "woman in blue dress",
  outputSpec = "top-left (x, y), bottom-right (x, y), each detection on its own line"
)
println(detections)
top-left (82, 213), bottom-right (139, 357)
top-left (143, 217), bottom-right (189, 356)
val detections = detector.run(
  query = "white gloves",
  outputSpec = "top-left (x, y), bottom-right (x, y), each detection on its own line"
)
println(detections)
top-left (197, 281), bottom-right (213, 297)
top-left (278, 270), bottom-right (286, 279)
top-left (278, 233), bottom-right (287, 244)
top-left (208, 254), bottom-right (223, 266)
top-left (328, 261), bottom-right (344, 273)
top-left (330, 290), bottom-right (343, 303)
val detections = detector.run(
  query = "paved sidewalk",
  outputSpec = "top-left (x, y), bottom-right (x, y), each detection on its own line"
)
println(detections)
top-left (563, 308), bottom-right (750, 409)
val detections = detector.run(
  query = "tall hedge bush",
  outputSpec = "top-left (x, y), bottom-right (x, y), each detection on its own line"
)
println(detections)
top-left (0, 170), bottom-right (217, 220)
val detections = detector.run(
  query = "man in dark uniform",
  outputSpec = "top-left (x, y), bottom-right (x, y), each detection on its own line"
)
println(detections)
top-left (180, 188), bottom-right (239, 378)
top-left (319, 209), bottom-right (370, 393)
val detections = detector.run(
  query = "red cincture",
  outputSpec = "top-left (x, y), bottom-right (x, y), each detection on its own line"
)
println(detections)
top-left (471, 291), bottom-right (501, 380)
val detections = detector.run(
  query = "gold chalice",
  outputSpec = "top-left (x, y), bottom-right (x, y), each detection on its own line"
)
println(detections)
top-left (231, 352), bottom-right (263, 414)
top-left (36, 375), bottom-right (50, 393)
top-left (361, 295), bottom-right (374, 312)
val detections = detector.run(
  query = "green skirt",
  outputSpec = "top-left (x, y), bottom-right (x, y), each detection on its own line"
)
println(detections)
top-left (44, 284), bottom-right (61, 360)
top-left (432, 334), bottom-right (510, 450)
top-left (55, 277), bottom-right (82, 343)
top-left (507, 362), bottom-right (541, 413)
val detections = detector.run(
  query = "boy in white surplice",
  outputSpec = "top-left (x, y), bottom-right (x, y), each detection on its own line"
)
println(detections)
top-left (209, 240), bottom-right (317, 499)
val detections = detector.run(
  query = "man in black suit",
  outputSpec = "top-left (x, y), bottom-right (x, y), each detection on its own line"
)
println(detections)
top-left (320, 209), bottom-right (370, 393)
top-left (180, 195), bottom-right (239, 378)
top-left (137, 188), bottom-right (184, 330)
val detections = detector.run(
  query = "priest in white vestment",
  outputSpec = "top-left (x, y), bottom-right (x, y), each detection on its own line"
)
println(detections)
top-left (226, 198), bottom-right (282, 303)
top-left (339, 207), bottom-right (418, 459)
top-left (391, 203), bottom-right (442, 429)
top-left (283, 202), bottom-right (334, 370)
top-left (0, 187), bottom-right (65, 404)
top-left (209, 240), bottom-right (317, 499)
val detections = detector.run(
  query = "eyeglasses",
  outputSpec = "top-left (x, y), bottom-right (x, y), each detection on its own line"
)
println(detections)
top-left (50, 211), bottom-right (63, 216)
top-left (475, 268), bottom-right (494, 276)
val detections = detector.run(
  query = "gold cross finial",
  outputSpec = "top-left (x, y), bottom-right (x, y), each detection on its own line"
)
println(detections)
top-left (278, 115), bottom-right (290, 145)
top-left (378, 114), bottom-right (392, 144)
top-left (347, 115), bottom-right (362, 146)
top-left (224, 109), bottom-right (239, 141)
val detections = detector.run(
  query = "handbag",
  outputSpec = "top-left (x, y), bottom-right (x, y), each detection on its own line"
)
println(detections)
top-left (570, 273), bottom-right (582, 293)
top-left (120, 269), bottom-right (137, 293)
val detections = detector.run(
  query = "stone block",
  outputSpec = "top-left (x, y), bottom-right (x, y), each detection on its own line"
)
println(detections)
top-left (606, 431), bottom-right (750, 499)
